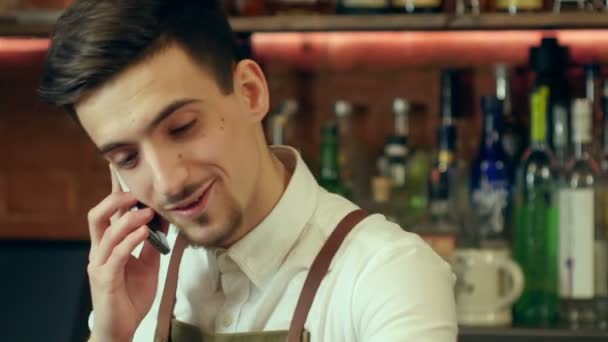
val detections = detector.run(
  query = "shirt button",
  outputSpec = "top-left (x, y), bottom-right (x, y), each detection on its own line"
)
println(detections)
top-left (222, 315), bottom-right (233, 327)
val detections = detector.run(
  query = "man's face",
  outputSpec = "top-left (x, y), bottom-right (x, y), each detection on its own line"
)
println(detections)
top-left (76, 44), bottom-right (269, 247)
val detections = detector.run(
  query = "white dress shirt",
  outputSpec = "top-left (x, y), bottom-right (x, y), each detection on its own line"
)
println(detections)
top-left (91, 146), bottom-right (457, 341)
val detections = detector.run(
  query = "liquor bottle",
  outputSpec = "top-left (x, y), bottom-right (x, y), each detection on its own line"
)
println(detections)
top-left (492, 0), bottom-right (544, 14)
top-left (368, 176), bottom-right (399, 224)
top-left (337, 0), bottom-right (390, 13)
top-left (596, 80), bottom-right (608, 330)
top-left (601, 81), bottom-right (608, 173)
top-left (553, 102), bottom-right (570, 171)
top-left (423, 123), bottom-right (460, 260)
top-left (584, 63), bottom-right (602, 153)
top-left (391, 0), bottom-right (443, 13)
top-left (559, 99), bottom-right (601, 329)
top-left (335, 100), bottom-right (371, 205)
top-left (319, 122), bottom-right (349, 197)
top-left (225, 0), bottom-right (267, 16)
top-left (385, 136), bottom-right (409, 225)
top-left (392, 98), bottom-right (430, 227)
top-left (513, 85), bottom-right (561, 328)
top-left (495, 64), bottom-right (526, 173)
top-left (597, 192), bottom-right (608, 330)
top-left (530, 38), bottom-right (571, 161)
top-left (266, 0), bottom-right (335, 14)
top-left (470, 95), bottom-right (513, 247)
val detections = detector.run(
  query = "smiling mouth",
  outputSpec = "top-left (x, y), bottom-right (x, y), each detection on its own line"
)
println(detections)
top-left (169, 180), bottom-right (215, 218)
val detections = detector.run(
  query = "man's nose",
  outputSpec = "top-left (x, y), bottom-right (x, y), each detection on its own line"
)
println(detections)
top-left (146, 147), bottom-right (189, 200)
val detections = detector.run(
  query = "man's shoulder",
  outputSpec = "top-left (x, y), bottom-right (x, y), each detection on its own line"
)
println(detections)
top-left (310, 189), bottom-right (448, 274)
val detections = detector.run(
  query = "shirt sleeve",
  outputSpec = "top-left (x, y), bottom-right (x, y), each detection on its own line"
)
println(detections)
top-left (352, 238), bottom-right (458, 342)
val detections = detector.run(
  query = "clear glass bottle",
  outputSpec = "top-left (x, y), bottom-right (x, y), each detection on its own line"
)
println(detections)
top-left (391, 0), bottom-right (444, 13)
top-left (595, 79), bottom-right (608, 330)
top-left (392, 98), bottom-right (430, 227)
top-left (559, 98), bottom-right (601, 329)
top-left (337, 0), bottom-right (390, 13)
top-left (513, 85), bottom-right (561, 328)
top-left (600, 81), bottom-right (608, 173)
top-left (492, 0), bottom-right (545, 14)
top-left (496, 64), bottom-right (526, 167)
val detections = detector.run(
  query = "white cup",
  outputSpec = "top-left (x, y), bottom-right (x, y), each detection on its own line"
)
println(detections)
top-left (452, 247), bottom-right (524, 327)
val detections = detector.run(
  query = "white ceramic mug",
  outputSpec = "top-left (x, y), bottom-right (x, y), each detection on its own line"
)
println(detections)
top-left (452, 247), bottom-right (524, 326)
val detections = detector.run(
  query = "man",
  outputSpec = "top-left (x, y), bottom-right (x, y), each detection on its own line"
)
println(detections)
top-left (39, 0), bottom-right (457, 341)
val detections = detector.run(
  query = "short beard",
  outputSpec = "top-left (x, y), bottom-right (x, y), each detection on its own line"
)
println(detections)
top-left (181, 208), bottom-right (243, 249)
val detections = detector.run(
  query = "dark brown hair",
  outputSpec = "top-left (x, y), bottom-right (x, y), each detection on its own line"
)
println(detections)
top-left (38, 0), bottom-right (241, 117)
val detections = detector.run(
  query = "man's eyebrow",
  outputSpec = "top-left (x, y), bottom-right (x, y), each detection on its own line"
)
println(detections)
top-left (97, 98), bottom-right (201, 156)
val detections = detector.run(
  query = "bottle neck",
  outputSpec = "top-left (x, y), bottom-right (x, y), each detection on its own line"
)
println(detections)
top-left (394, 111), bottom-right (409, 138)
top-left (481, 104), bottom-right (504, 154)
top-left (495, 67), bottom-right (512, 119)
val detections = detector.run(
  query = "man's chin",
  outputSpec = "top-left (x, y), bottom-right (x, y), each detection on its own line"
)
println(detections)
top-left (171, 209), bottom-right (242, 248)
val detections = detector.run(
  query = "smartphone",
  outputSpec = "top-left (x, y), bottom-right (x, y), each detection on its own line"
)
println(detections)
top-left (113, 170), bottom-right (171, 255)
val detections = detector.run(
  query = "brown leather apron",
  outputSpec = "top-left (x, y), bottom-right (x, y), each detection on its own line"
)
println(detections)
top-left (153, 209), bottom-right (368, 342)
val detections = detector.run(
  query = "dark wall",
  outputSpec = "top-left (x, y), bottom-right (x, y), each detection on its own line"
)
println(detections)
top-left (0, 240), bottom-right (91, 342)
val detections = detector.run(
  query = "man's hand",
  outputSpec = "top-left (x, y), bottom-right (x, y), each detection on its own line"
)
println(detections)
top-left (87, 167), bottom-right (164, 342)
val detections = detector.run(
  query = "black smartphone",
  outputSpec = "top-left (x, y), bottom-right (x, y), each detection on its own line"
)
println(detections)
top-left (113, 169), bottom-right (171, 255)
top-left (134, 202), bottom-right (171, 255)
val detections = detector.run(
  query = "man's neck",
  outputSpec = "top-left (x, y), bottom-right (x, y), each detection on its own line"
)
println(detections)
top-left (226, 143), bottom-right (291, 248)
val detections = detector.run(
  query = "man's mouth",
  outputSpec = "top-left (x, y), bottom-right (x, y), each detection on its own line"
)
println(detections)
top-left (169, 180), bottom-right (215, 219)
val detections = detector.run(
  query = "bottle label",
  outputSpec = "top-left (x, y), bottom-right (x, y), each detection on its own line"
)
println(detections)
top-left (531, 86), bottom-right (549, 144)
top-left (559, 189), bottom-right (595, 299)
top-left (573, 107), bottom-right (593, 144)
top-left (495, 0), bottom-right (543, 10)
top-left (472, 179), bottom-right (509, 239)
top-left (393, 0), bottom-right (442, 7)
top-left (342, 0), bottom-right (389, 7)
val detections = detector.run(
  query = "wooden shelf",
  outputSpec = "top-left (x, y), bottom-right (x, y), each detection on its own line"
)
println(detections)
top-left (1, 11), bottom-right (608, 37)
top-left (231, 12), bottom-right (608, 32)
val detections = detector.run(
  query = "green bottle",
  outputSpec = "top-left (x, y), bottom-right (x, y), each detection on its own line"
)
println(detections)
top-left (319, 122), bottom-right (349, 198)
top-left (513, 85), bottom-right (561, 327)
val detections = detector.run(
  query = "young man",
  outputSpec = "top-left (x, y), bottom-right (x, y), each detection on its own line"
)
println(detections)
top-left (39, 1), bottom-right (457, 341)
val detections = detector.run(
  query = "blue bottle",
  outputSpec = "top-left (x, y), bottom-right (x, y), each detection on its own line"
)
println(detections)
top-left (470, 95), bottom-right (513, 246)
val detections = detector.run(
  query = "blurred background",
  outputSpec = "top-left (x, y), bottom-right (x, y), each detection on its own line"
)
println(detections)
top-left (2, 0), bottom-right (608, 341)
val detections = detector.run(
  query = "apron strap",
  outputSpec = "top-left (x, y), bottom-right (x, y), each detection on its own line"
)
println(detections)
top-left (155, 209), bottom-right (368, 342)
top-left (155, 233), bottom-right (187, 342)
top-left (287, 209), bottom-right (368, 342)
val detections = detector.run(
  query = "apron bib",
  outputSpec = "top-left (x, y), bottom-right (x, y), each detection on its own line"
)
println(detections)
top-left (153, 209), bottom-right (367, 342)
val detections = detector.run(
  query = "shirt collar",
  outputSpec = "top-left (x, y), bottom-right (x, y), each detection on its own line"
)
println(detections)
top-left (226, 146), bottom-right (318, 289)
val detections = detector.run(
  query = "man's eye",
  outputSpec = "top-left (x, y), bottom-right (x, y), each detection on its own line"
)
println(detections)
top-left (116, 153), bottom-right (138, 169)
top-left (170, 120), bottom-right (197, 136)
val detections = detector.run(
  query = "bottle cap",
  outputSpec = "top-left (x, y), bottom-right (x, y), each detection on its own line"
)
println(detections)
top-left (393, 98), bottom-right (410, 115)
top-left (335, 100), bottom-right (353, 118)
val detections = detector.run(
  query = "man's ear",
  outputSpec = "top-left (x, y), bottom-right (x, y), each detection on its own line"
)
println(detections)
top-left (233, 59), bottom-right (270, 123)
